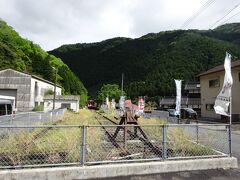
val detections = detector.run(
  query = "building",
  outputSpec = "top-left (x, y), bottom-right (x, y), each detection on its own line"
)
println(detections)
top-left (0, 69), bottom-right (62, 112)
top-left (44, 95), bottom-right (80, 112)
top-left (159, 82), bottom-right (201, 113)
top-left (199, 60), bottom-right (240, 121)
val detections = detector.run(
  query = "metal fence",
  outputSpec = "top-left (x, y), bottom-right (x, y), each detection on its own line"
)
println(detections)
top-left (0, 108), bottom-right (66, 126)
top-left (0, 123), bottom-right (230, 169)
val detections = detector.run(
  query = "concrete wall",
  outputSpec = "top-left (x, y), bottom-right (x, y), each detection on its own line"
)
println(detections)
top-left (200, 67), bottom-right (240, 121)
top-left (0, 69), bottom-right (32, 112)
top-left (44, 99), bottom-right (79, 112)
top-left (30, 77), bottom-right (61, 108)
top-left (0, 157), bottom-right (237, 180)
top-left (0, 69), bottom-right (62, 112)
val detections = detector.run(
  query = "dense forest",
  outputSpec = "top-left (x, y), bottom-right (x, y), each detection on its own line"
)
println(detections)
top-left (50, 23), bottom-right (240, 101)
top-left (0, 19), bottom-right (88, 106)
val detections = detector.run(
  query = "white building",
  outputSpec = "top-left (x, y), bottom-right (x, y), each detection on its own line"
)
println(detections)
top-left (44, 95), bottom-right (80, 112)
top-left (0, 69), bottom-right (62, 112)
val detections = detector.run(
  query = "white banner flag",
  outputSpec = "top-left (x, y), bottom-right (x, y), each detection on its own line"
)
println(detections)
top-left (214, 52), bottom-right (233, 116)
top-left (175, 80), bottom-right (182, 116)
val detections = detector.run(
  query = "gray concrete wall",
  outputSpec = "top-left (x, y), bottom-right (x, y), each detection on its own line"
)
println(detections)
top-left (0, 157), bottom-right (237, 180)
top-left (0, 69), bottom-right (31, 112)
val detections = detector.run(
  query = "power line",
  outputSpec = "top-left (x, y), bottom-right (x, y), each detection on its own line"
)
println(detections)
top-left (209, 3), bottom-right (240, 29)
top-left (180, 0), bottom-right (216, 29)
top-left (220, 11), bottom-right (240, 25)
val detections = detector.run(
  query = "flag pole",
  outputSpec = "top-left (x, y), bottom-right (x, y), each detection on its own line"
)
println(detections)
top-left (229, 55), bottom-right (232, 157)
top-left (230, 92), bottom-right (232, 125)
top-left (229, 86), bottom-right (232, 157)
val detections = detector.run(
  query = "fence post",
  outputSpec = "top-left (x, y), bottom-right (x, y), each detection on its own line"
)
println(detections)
top-left (196, 120), bottom-right (199, 144)
top-left (228, 125), bottom-right (232, 157)
top-left (81, 126), bottom-right (87, 165)
top-left (28, 112), bottom-right (31, 125)
top-left (162, 125), bottom-right (167, 159)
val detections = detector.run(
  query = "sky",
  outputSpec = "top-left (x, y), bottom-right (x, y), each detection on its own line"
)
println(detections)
top-left (0, 0), bottom-right (239, 51)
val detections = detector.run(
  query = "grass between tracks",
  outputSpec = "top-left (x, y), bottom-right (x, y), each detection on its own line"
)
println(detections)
top-left (0, 109), bottom-right (102, 166)
top-left (0, 109), bottom-right (217, 166)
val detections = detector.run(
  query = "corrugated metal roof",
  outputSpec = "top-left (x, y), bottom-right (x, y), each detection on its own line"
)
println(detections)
top-left (198, 59), bottom-right (240, 77)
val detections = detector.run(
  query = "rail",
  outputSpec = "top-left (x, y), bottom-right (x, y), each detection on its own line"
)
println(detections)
top-left (0, 122), bottom-right (230, 169)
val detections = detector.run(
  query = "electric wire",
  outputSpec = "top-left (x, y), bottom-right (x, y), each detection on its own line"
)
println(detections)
top-left (209, 3), bottom-right (240, 29)
top-left (180, 0), bottom-right (216, 29)
top-left (219, 11), bottom-right (240, 25)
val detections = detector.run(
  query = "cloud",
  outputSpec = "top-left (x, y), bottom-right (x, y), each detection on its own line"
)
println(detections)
top-left (0, 0), bottom-right (239, 50)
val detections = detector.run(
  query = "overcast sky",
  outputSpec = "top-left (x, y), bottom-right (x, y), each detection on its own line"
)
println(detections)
top-left (0, 0), bottom-right (239, 50)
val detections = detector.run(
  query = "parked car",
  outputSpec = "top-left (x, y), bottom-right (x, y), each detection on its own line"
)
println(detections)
top-left (166, 108), bottom-right (197, 119)
top-left (181, 108), bottom-right (197, 119)
top-left (166, 109), bottom-right (177, 117)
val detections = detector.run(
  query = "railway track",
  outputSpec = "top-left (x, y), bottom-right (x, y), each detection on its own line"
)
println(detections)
top-left (95, 112), bottom-right (166, 158)
top-left (95, 113), bottom-right (132, 158)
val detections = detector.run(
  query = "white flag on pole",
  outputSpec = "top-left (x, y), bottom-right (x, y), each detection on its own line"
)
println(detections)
top-left (214, 52), bottom-right (233, 116)
top-left (175, 80), bottom-right (182, 116)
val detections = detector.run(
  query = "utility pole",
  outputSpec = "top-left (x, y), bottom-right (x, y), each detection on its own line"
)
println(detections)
top-left (52, 67), bottom-right (58, 110)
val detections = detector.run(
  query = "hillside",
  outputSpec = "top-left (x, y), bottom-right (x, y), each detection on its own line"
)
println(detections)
top-left (0, 19), bottom-right (87, 106)
top-left (214, 23), bottom-right (240, 33)
top-left (49, 23), bottom-right (240, 101)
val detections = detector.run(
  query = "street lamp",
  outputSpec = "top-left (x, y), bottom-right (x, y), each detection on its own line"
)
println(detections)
top-left (52, 67), bottom-right (58, 110)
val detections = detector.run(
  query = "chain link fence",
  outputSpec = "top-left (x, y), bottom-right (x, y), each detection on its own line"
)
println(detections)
top-left (0, 123), bottom-right (230, 169)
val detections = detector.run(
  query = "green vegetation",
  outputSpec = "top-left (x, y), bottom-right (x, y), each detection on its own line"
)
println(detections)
top-left (0, 110), bottom-right (101, 166)
top-left (214, 23), bottom-right (240, 33)
top-left (32, 104), bottom-right (44, 111)
top-left (0, 110), bottom-right (220, 166)
top-left (98, 84), bottom-right (124, 102)
top-left (50, 23), bottom-right (240, 103)
top-left (0, 19), bottom-right (87, 107)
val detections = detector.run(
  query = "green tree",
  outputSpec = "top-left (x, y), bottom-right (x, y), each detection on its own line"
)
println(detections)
top-left (98, 84), bottom-right (124, 102)
top-left (0, 19), bottom-right (88, 107)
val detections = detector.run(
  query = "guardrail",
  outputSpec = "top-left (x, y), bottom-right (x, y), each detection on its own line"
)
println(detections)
top-left (0, 123), bottom-right (230, 169)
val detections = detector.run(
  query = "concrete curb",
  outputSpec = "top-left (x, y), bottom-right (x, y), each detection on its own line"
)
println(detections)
top-left (0, 157), bottom-right (238, 180)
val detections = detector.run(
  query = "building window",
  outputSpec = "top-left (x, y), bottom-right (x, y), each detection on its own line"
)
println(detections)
top-left (206, 104), bottom-right (214, 111)
top-left (209, 78), bottom-right (220, 88)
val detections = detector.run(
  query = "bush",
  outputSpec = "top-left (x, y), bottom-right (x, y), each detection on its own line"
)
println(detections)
top-left (33, 104), bottom-right (44, 111)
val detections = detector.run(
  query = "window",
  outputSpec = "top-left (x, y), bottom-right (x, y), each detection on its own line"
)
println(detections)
top-left (209, 78), bottom-right (220, 88)
top-left (206, 104), bottom-right (214, 111)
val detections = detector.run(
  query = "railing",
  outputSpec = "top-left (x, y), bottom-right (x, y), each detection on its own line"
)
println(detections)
top-left (0, 108), bottom-right (66, 126)
top-left (0, 124), bottom-right (230, 169)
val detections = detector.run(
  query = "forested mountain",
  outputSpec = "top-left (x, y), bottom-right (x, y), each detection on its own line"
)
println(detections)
top-left (0, 19), bottom-right (87, 106)
top-left (49, 23), bottom-right (240, 101)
